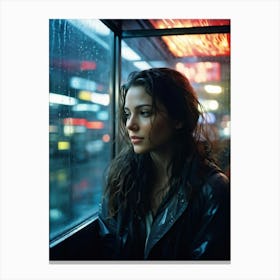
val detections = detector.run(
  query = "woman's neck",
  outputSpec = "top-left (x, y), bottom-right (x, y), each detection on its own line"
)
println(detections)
top-left (149, 150), bottom-right (173, 216)
top-left (150, 150), bottom-right (171, 182)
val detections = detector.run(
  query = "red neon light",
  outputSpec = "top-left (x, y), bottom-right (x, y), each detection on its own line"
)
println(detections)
top-left (63, 118), bottom-right (87, 126)
top-left (80, 61), bottom-right (96, 71)
top-left (63, 118), bottom-right (104, 129)
top-left (86, 121), bottom-right (104, 129)
top-left (51, 60), bottom-right (96, 71)
top-left (177, 62), bottom-right (221, 83)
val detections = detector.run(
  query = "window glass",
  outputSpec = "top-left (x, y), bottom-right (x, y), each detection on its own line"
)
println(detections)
top-left (49, 19), bottom-right (113, 240)
top-left (121, 32), bottom-right (230, 177)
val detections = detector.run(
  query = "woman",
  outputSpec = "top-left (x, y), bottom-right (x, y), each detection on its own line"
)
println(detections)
top-left (97, 68), bottom-right (230, 260)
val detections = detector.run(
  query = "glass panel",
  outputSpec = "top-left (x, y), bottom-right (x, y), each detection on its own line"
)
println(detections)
top-left (121, 27), bottom-right (230, 177)
top-left (49, 19), bottom-right (113, 240)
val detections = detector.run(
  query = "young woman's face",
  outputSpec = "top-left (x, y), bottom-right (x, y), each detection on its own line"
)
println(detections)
top-left (124, 86), bottom-right (177, 154)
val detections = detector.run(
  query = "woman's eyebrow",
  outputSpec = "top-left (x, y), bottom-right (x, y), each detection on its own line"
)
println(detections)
top-left (124, 104), bottom-right (152, 110)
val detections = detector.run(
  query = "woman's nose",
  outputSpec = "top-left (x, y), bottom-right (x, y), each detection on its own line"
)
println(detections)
top-left (126, 115), bottom-right (139, 131)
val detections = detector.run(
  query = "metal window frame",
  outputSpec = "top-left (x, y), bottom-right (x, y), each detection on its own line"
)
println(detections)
top-left (122, 25), bottom-right (230, 38)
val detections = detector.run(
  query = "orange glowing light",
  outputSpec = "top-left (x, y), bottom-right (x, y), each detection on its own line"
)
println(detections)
top-left (149, 19), bottom-right (230, 57)
top-left (102, 134), bottom-right (110, 142)
top-left (86, 121), bottom-right (104, 129)
top-left (150, 19), bottom-right (230, 28)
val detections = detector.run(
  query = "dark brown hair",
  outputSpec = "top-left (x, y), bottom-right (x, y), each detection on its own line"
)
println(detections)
top-left (104, 67), bottom-right (213, 217)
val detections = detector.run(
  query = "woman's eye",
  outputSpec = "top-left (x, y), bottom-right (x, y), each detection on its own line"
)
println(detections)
top-left (141, 111), bottom-right (152, 117)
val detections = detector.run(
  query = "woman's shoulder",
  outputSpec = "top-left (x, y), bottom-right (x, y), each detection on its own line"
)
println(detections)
top-left (199, 166), bottom-right (230, 205)
top-left (189, 154), bottom-right (229, 186)
top-left (189, 156), bottom-right (230, 201)
top-left (206, 166), bottom-right (229, 188)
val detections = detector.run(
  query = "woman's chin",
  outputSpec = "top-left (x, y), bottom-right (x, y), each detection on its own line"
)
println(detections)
top-left (133, 146), bottom-right (149, 154)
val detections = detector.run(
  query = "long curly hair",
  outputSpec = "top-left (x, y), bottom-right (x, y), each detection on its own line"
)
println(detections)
top-left (104, 67), bottom-right (214, 217)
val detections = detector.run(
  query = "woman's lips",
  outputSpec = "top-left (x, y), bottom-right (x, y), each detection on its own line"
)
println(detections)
top-left (130, 136), bottom-right (144, 144)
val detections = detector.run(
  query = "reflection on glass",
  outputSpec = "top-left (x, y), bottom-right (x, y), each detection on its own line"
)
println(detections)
top-left (49, 19), bottom-right (113, 240)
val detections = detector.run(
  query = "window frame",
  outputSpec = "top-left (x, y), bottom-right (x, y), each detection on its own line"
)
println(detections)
top-left (50, 20), bottom-right (230, 249)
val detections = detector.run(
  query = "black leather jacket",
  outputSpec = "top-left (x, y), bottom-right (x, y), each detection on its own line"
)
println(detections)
top-left (97, 161), bottom-right (230, 260)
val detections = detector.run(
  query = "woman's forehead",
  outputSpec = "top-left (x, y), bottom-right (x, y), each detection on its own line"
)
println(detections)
top-left (124, 86), bottom-right (169, 116)
top-left (125, 86), bottom-right (152, 106)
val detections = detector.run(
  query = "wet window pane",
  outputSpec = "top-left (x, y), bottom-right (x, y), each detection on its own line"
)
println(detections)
top-left (49, 19), bottom-right (113, 240)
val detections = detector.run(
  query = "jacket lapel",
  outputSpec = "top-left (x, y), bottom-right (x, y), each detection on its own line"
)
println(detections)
top-left (144, 184), bottom-right (191, 259)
